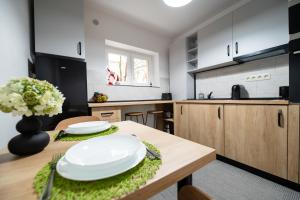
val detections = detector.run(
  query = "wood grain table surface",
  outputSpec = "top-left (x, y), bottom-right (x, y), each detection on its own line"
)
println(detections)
top-left (0, 121), bottom-right (215, 200)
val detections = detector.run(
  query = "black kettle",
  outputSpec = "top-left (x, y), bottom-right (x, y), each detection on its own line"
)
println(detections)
top-left (232, 85), bottom-right (241, 100)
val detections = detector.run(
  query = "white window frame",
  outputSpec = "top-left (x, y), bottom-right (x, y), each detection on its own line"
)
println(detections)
top-left (131, 52), bottom-right (153, 85)
top-left (106, 46), bottom-right (154, 87)
top-left (106, 47), bottom-right (131, 84)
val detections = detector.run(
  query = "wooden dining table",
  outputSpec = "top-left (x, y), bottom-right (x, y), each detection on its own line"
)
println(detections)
top-left (0, 121), bottom-right (216, 200)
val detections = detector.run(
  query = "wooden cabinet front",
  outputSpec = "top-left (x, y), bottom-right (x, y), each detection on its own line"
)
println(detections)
top-left (175, 104), bottom-right (189, 140)
top-left (91, 107), bottom-right (121, 123)
top-left (189, 104), bottom-right (224, 155)
top-left (224, 105), bottom-right (288, 178)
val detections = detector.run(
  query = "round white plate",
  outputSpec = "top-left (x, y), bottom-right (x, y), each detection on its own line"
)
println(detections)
top-left (57, 142), bottom-right (146, 181)
top-left (65, 123), bottom-right (111, 135)
top-left (65, 135), bottom-right (141, 168)
top-left (68, 121), bottom-right (108, 130)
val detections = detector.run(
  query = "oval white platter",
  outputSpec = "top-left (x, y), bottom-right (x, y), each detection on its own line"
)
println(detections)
top-left (68, 121), bottom-right (108, 130)
top-left (57, 135), bottom-right (146, 181)
top-left (65, 123), bottom-right (112, 135)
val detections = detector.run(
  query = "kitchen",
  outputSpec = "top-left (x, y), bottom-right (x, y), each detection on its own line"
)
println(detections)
top-left (0, 0), bottom-right (300, 200)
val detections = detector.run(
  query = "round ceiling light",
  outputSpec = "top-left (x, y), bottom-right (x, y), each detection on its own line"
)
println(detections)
top-left (163, 0), bottom-right (193, 7)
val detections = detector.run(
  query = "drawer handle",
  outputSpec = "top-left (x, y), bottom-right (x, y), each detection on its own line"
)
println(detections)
top-left (101, 112), bottom-right (114, 117)
top-left (218, 107), bottom-right (221, 119)
top-left (278, 110), bottom-right (284, 128)
top-left (181, 106), bottom-right (183, 115)
top-left (235, 42), bottom-right (239, 54)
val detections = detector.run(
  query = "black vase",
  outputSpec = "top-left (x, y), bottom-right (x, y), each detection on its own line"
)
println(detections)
top-left (8, 116), bottom-right (50, 156)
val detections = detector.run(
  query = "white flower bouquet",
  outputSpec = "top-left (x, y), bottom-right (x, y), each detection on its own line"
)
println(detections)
top-left (0, 77), bottom-right (65, 117)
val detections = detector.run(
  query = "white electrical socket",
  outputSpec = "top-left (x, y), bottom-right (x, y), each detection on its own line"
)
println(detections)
top-left (262, 73), bottom-right (271, 80)
top-left (246, 73), bottom-right (271, 82)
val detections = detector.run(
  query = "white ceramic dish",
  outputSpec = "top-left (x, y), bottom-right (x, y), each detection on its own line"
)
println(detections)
top-left (65, 123), bottom-right (111, 135)
top-left (57, 141), bottom-right (146, 181)
top-left (68, 121), bottom-right (108, 130)
top-left (65, 135), bottom-right (141, 168)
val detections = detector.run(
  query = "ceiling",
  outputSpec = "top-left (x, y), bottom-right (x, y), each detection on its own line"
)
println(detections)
top-left (88, 0), bottom-right (240, 38)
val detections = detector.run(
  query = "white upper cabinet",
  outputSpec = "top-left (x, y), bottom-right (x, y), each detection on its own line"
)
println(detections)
top-left (233, 0), bottom-right (289, 57)
top-left (197, 14), bottom-right (235, 70)
top-left (34, 0), bottom-right (85, 59)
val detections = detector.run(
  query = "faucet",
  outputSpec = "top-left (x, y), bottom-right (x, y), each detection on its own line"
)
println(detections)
top-left (207, 91), bottom-right (213, 99)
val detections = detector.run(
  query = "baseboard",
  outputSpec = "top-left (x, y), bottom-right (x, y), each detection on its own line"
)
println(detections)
top-left (217, 155), bottom-right (300, 192)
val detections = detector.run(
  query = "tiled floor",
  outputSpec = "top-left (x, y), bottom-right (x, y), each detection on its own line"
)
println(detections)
top-left (150, 160), bottom-right (300, 200)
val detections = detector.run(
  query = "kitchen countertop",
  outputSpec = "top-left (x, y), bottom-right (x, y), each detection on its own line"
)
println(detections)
top-left (176, 99), bottom-right (289, 105)
top-left (88, 100), bottom-right (174, 108)
top-left (88, 99), bottom-right (290, 107)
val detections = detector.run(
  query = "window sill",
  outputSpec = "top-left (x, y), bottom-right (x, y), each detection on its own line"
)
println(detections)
top-left (109, 83), bottom-right (160, 88)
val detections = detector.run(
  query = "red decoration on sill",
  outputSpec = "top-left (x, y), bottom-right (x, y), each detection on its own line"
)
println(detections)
top-left (106, 67), bottom-right (120, 86)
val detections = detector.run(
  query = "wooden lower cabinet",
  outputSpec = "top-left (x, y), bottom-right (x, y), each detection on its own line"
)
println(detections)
top-left (174, 104), bottom-right (189, 140)
top-left (175, 103), bottom-right (224, 155)
top-left (91, 107), bottom-right (121, 122)
top-left (189, 104), bottom-right (224, 155)
top-left (224, 105), bottom-right (288, 179)
top-left (288, 105), bottom-right (300, 183)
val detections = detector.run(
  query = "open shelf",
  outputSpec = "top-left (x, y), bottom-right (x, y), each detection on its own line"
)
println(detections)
top-left (164, 118), bottom-right (174, 123)
top-left (187, 47), bottom-right (198, 53)
top-left (186, 33), bottom-right (198, 69)
top-left (187, 58), bottom-right (198, 63)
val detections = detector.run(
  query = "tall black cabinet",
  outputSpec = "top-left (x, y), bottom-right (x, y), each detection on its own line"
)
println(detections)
top-left (35, 54), bottom-right (88, 130)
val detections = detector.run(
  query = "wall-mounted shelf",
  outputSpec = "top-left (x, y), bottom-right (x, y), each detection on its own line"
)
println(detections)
top-left (187, 58), bottom-right (198, 63)
top-left (164, 118), bottom-right (174, 123)
top-left (186, 33), bottom-right (198, 69)
top-left (187, 47), bottom-right (198, 53)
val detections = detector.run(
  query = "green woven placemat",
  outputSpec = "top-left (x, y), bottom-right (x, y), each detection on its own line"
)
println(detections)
top-left (54, 125), bottom-right (119, 141)
top-left (33, 142), bottom-right (161, 200)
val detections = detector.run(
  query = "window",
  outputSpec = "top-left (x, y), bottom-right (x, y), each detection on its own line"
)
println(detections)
top-left (133, 56), bottom-right (149, 84)
top-left (107, 53), bottom-right (128, 82)
top-left (106, 41), bottom-right (158, 87)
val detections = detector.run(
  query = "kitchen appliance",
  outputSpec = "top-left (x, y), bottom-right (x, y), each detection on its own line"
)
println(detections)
top-left (198, 93), bottom-right (205, 99)
top-left (35, 54), bottom-right (88, 130)
top-left (207, 91), bottom-right (213, 99)
top-left (279, 86), bottom-right (289, 99)
top-left (231, 85), bottom-right (241, 100)
top-left (162, 93), bottom-right (172, 100)
top-left (289, 0), bottom-right (300, 102)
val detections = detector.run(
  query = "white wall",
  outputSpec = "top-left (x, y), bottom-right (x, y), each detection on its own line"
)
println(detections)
top-left (196, 55), bottom-right (289, 98)
top-left (84, 1), bottom-right (171, 101)
top-left (169, 37), bottom-right (195, 100)
top-left (0, 0), bottom-right (31, 148)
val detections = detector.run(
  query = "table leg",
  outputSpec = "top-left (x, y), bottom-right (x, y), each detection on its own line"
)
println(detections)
top-left (177, 174), bottom-right (193, 194)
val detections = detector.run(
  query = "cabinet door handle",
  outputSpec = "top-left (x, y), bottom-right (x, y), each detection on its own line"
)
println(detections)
top-left (77, 42), bottom-right (82, 56)
top-left (235, 42), bottom-right (239, 54)
top-left (278, 110), bottom-right (284, 128)
top-left (218, 107), bottom-right (221, 119)
top-left (180, 106), bottom-right (183, 115)
top-left (101, 112), bottom-right (114, 117)
top-left (293, 50), bottom-right (300, 55)
top-left (227, 45), bottom-right (230, 56)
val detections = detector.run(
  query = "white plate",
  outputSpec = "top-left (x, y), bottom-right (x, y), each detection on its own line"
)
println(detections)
top-left (57, 142), bottom-right (146, 181)
top-left (68, 121), bottom-right (108, 130)
top-left (65, 123), bottom-right (111, 135)
top-left (65, 135), bottom-right (141, 168)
